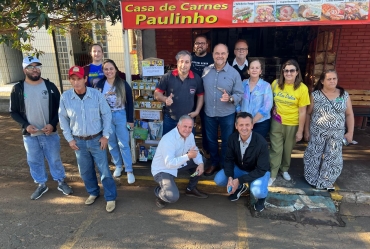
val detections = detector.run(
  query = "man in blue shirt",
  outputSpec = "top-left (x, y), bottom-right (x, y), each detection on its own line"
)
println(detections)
top-left (202, 44), bottom-right (243, 176)
top-left (59, 66), bottom-right (117, 213)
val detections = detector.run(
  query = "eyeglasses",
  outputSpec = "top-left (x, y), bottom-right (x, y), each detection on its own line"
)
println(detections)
top-left (283, 69), bottom-right (296, 74)
top-left (194, 42), bottom-right (206, 46)
top-left (25, 66), bottom-right (42, 71)
top-left (235, 48), bottom-right (248, 52)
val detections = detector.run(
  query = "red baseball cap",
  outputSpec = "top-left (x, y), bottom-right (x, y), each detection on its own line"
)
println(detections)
top-left (68, 66), bottom-right (84, 78)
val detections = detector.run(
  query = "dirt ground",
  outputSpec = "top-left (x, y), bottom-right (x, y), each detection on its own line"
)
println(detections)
top-left (0, 113), bottom-right (80, 180)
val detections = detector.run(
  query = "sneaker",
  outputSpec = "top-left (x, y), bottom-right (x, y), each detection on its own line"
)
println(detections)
top-left (281, 172), bottom-right (291, 181)
top-left (57, 181), bottom-right (73, 195)
top-left (268, 178), bottom-right (276, 187)
top-left (127, 172), bottom-right (135, 184)
top-left (254, 200), bottom-right (265, 212)
top-left (228, 184), bottom-right (248, 201)
top-left (106, 201), bottom-right (116, 213)
top-left (113, 167), bottom-right (123, 177)
top-left (154, 186), bottom-right (160, 197)
top-left (85, 195), bottom-right (98, 205)
top-left (30, 184), bottom-right (48, 200)
top-left (155, 197), bottom-right (167, 208)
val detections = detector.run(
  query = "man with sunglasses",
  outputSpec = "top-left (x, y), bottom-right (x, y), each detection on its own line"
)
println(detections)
top-left (10, 56), bottom-right (73, 200)
top-left (190, 35), bottom-right (214, 157)
top-left (232, 39), bottom-right (249, 80)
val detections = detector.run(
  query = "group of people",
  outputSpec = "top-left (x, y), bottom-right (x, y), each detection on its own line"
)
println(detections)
top-left (10, 36), bottom-right (354, 214)
top-left (10, 44), bottom-right (139, 213)
top-left (152, 35), bottom-right (354, 213)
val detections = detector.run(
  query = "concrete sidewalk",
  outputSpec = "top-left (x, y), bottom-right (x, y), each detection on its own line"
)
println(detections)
top-left (0, 112), bottom-right (369, 206)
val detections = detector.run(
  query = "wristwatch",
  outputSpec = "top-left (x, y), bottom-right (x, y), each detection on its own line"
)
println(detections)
top-left (104, 135), bottom-right (109, 139)
top-left (229, 96), bottom-right (234, 103)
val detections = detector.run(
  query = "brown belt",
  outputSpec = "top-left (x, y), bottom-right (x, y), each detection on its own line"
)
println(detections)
top-left (74, 132), bottom-right (102, 140)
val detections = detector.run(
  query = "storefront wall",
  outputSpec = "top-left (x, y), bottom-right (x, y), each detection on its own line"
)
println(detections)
top-left (336, 24), bottom-right (370, 91)
top-left (156, 25), bottom-right (370, 90)
top-left (156, 29), bottom-right (193, 64)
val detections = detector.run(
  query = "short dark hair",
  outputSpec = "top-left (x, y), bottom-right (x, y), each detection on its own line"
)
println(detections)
top-left (194, 34), bottom-right (208, 42)
top-left (235, 112), bottom-right (253, 124)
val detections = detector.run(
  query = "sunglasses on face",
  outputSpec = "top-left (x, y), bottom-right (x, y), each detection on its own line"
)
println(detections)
top-left (283, 69), bottom-right (296, 74)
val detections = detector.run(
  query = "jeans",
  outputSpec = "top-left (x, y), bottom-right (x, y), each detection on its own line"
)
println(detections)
top-left (153, 160), bottom-right (199, 203)
top-left (109, 110), bottom-right (132, 172)
top-left (163, 114), bottom-right (195, 137)
top-left (252, 118), bottom-right (271, 139)
top-left (214, 166), bottom-right (270, 199)
top-left (204, 112), bottom-right (235, 167)
top-left (74, 135), bottom-right (117, 201)
top-left (23, 133), bottom-right (66, 184)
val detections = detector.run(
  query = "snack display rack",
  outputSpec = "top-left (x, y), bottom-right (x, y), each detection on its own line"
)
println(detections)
top-left (131, 58), bottom-right (164, 163)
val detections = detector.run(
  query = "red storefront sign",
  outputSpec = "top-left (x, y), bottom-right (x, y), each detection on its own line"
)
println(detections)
top-left (121, 0), bottom-right (370, 29)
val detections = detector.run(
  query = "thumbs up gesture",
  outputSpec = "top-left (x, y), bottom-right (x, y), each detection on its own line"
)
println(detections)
top-left (220, 89), bottom-right (230, 102)
top-left (165, 93), bottom-right (174, 106)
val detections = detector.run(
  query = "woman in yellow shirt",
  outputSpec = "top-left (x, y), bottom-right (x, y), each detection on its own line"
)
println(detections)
top-left (268, 59), bottom-right (310, 186)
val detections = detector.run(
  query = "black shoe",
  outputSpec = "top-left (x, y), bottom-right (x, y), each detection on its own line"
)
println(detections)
top-left (31, 184), bottom-right (48, 200)
top-left (155, 197), bottom-right (167, 208)
top-left (204, 166), bottom-right (218, 176)
top-left (185, 187), bottom-right (208, 199)
top-left (254, 198), bottom-right (265, 212)
top-left (228, 184), bottom-right (247, 201)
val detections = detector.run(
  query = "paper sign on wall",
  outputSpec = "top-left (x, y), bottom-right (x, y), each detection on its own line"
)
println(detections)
top-left (141, 58), bottom-right (164, 76)
top-left (140, 110), bottom-right (161, 120)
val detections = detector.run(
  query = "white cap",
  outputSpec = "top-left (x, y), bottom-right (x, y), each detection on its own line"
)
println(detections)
top-left (22, 56), bottom-right (42, 69)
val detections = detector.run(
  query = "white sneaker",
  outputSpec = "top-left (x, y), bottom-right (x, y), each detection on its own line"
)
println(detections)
top-left (268, 178), bottom-right (276, 187)
top-left (127, 172), bottom-right (135, 184)
top-left (281, 172), bottom-right (291, 181)
top-left (113, 167), bottom-right (123, 177)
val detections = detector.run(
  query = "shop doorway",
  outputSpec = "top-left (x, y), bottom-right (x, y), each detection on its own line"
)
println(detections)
top-left (192, 26), bottom-right (312, 83)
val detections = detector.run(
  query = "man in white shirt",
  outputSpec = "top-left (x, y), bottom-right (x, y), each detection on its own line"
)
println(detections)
top-left (232, 39), bottom-right (249, 80)
top-left (151, 115), bottom-right (208, 208)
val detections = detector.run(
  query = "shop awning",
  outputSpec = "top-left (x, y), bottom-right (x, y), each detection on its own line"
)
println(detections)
top-left (120, 0), bottom-right (370, 29)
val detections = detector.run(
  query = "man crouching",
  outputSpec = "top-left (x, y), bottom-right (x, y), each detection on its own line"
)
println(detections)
top-left (214, 112), bottom-right (270, 212)
top-left (151, 115), bottom-right (208, 208)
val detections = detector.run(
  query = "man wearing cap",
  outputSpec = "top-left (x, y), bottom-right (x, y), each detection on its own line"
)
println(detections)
top-left (10, 56), bottom-right (73, 200)
top-left (58, 66), bottom-right (117, 213)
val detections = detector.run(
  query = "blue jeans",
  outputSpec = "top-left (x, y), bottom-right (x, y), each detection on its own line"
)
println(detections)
top-left (214, 166), bottom-right (270, 199)
top-left (163, 114), bottom-right (195, 136)
top-left (204, 113), bottom-right (235, 167)
top-left (23, 134), bottom-right (66, 184)
top-left (253, 119), bottom-right (271, 139)
top-left (74, 135), bottom-right (117, 201)
top-left (109, 110), bottom-right (132, 172)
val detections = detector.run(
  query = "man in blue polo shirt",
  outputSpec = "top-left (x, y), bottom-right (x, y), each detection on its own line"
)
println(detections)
top-left (154, 50), bottom-right (204, 136)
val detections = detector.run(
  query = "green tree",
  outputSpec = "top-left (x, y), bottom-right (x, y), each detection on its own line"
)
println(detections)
top-left (0, 0), bottom-right (121, 55)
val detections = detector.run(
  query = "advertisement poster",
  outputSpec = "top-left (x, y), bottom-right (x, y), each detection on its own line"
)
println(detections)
top-left (121, 0), bottom-right (370, 29)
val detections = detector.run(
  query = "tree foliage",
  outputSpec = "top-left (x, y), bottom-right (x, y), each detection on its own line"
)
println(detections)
top-left (0, 0), bottom-right (121, 54)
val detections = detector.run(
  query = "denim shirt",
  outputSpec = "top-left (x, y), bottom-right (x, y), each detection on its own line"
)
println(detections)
top-left (59, 87), bottom-right (112, 142)
top-left (202, 63), bottom-right (243, 117)
top-left (236, 78), bottom-right (273, 123)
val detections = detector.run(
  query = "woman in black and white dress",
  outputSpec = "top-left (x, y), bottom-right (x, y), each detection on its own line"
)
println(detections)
top-left (303, 70), bottom-right (354, 191)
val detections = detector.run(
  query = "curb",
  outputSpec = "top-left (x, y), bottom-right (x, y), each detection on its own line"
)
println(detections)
top-left (2, 171), bottom-right (370, 205)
